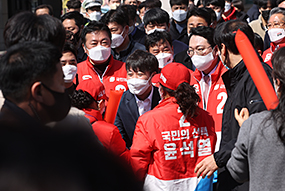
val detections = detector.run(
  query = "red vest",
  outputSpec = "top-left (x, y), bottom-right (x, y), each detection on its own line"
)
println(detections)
top-left (77, 56), bottom-right (128, 100)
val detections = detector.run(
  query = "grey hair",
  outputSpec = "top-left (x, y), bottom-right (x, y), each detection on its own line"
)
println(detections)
top-left (269, 7), bottom-right (285, 19)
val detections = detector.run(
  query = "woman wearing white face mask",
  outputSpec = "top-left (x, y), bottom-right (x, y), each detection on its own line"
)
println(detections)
top-left (104, 9), bottom-right (146, 62)
top-left (61, 43), bottom-right (78, 95)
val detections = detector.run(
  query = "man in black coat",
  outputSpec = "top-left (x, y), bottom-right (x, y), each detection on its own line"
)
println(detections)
top-left (115, 50), bottom-right (160, 148)
top-left (194, 20), bottom-right (273, 191)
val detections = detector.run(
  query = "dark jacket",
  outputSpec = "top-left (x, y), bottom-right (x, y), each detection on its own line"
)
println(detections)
top-left (114, 87), bottom-right (160, 148)
top-left (169, 19), bottom-right (189, 45)
top-left (247, 4), bottom-right (260, 22)
top-left (111, 39), bottom-right (145, 62)
top-left (214, 60), bottom-right (273, 191)
top-left (174, 49), bottom-right (195, 71)
top-left (130, 27), bottom-right (146, 45)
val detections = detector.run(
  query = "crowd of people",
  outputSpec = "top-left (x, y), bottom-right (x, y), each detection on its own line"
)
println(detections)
top-left (0, 0), bottom-right (285, 190)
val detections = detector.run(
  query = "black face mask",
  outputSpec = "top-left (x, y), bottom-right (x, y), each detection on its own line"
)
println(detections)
top-left (41, 82), bottom-right (71, 122)
top-left (262, 10), bottom-right (270, 22)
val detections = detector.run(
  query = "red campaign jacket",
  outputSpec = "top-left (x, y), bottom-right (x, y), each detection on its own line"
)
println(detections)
top-left (130, 97), bottom-right (216, 189)
top-left (92, 121), bottom-right (130, 165)
top-left (83, 108), bottom-right (103, 123)
top-left (83, 108), bottom-right (130, 165)
top-left (262, 42), bottom-right (285, 68)
top-left (77, 56), bottom-right (128, 99)
top-left (190, 62), bottom-right (227, 133)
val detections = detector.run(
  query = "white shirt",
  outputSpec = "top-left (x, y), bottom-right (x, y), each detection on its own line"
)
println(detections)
top-left (135, 86), bottom-right (154, 116)
top-left (200, 64), bottom-right (218, 110)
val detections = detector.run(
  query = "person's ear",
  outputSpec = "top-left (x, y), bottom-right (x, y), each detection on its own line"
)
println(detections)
top-left (167, 23), bottom-right (170, 32)
top-left (276, 78), bottom-right (281, 87)
top-left (125, 25), bottom-right (129, 34)
top-left (31, 82), bottom-right (44, 103)
top-left (83, 43), bottom-right (88, 54)
top-left (220, 43), bottom-right (227, 57)
top-left (213, 45), bottom-right (219, 56)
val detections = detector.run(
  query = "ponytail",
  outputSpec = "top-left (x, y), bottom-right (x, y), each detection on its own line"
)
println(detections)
top-left (162, 82), bottom-right (201, 118)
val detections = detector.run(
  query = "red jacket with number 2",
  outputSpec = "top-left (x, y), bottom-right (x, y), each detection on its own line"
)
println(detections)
top-left (130, 97), bottom-right (216, 191)
top-left (190, 62), bottom-right (227, 151)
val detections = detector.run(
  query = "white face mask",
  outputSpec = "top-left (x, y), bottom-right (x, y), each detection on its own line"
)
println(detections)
top-left (224, 2), bottom-right (231, 12)
top-left (89, 11), bottom-right (101, 21)
top-left (172, 9), bottom-right (187, 22)
top-left (156, 53), bottom-right (173, 68)
top-left (62, 65), bottom-right (77, 83)
top-left (127, 77), bottom-right (152, 95)
top-left (87, 45), bottom-right (111, 63)
top-left (215, 11), bottom-right (221, 21)
top-left (191, 51), bottom-right (215, 71)
top-left (268, 28), bottom-right (285, 43)
top-left (111, 27), bottom-right (126, 48)
top-left (110, 3), bottom-right (120, 10)
top-left (128, 25), bottom-right (135, 34)
top-left (146, 28), bottom-right (166, 35)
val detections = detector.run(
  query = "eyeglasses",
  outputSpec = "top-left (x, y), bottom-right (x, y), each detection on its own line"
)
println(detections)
top-left (267, 22), bottom-right (285, 29)
top-left (187, 46), bottom-right (212, 57)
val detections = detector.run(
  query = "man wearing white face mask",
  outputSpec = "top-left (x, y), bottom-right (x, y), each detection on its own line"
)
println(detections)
top-left (262, 7), bottom-right (285, 68)
top-left (61, 43), bottom-right (78, 96)
top-left (102, 8), bottom-right (146, 62)
top-left (169, 0), bottom-right (190, 45)
top-left (189, 26), bottom-right (227, 158)
top-left (115, 50), bottom-right (160, 148)
top-left (143, 8), bottom-right (189, 56)
top-left (82, 0), bottom-right (102, 21)
top-left (117, 5), bottom-right (146, 45)
top-left (145, 31), bottom-right (176, 69)
top-left (77, 21), bottom-right (128, 102)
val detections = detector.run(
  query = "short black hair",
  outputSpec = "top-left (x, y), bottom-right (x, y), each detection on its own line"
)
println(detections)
top-left (145, 0), bottom-right (162, 9)
top-left (187, 7), bottom-right (212, 26)
top-left (232, 0), bottom-right (244, 11)
top-left (63, 42), bottom-right (78, 58)
top-left (81, 21), bottom-right (112, 45)
top-left (71, 89), bottom-right (95, 109)
top-left (66, 0), bottom-right (82, 9)
top-left (170, 0), bottom-right (189, 7)
top-left (145, 31), bottom-right (173, 51)
top-left (61, 11), bottom-right (85, 29)
top-left (4, 12), bottom-right (66, 51)
top-left (117, 5), bottom-right (137, 22)
top-left (277, 0), bottom-right (285, 6)
top-left (0, 41), bottom-right (61, 103)
top-left (143, 8), bottom-right (169, 27)
top-left (138, 1), bottom-right (146, 11)
top-left (126, 50), bottom-right (159, 74)
top-left (204, 7), bottom-right (217, 24)
top-left (257, 0), bottom-right (270, 9)
top-left (35, 4), bottom-right (54, 16)
top-left (101, 9), bottom-right (129, 26)
top-left (214, 20), bottom-right (254, 54)
top-left (203, 0), bottom-right (225, 9)
top-left (190, 26), bottom-right (215, 47)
